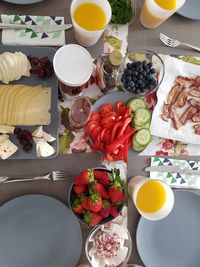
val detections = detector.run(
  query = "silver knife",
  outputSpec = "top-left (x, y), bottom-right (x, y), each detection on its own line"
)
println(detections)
top-left (145, 166), bottom-right (200, 175)
top-left (0, 23), bottom-right (73, 33)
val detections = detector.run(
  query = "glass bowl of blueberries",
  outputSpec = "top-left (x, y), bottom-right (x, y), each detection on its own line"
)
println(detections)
top-left (118, 49), bottom-right (165, 96)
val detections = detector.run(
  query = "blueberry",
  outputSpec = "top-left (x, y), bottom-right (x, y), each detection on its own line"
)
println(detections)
top-left (143, 61), bottom-right (148, 67)
top-left (142, 71), bottom-right (147, 76)
top-left (131, 86), bottom-right (136, 92)
top-left (150, 78), bottom-right (157, 86)
top-left (146, 75), bottom-right (152, 80)
top-left (133, 71), bottom-right (139, 77)
top-left (140, 88), bottom-right (145, 93)
top-left (138, 80), bottom-right (142, 85)
top-left (130, 81), bottom-right (135, 87)
top-left (136, 66), bottom-right (143, 73)
top-left (127, 63), bottom-right (132, 69)
top-left (124, 69), bottom-right (129, 75)
top-left (141, 82), bottom-right (145, 88)
top-left (131, 62), bottom-right (136, 69)
top-left (121, 77), bottom-right (126, 84)
top-left (135, 61), bottom-right (141, 67)
top-left (132, 77), bottom-right (137, 82)
top-left (135, 83), bottom-right (139, 89)
top-left (126, 76), bottom-right (132, 81)
top-left (127, 70), bottom-right (132, 75)
top-left (150, 68), bottom-right (156, 74)
top-left (148, 62), bottom-right (152, 68)
top-left (138, 74), bottom-right (144, 79)
top-left (135, 89), bottom-right (140, 94)
top-left (126, 86), bottom-right (131, 91)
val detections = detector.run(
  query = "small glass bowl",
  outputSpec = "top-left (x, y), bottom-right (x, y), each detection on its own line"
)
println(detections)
top-left (118, 49), bottom-right (165, 97)
top-left (68, 168), bottom-right (125, 227)
top-left (85, 222), bottom-right (132, 267)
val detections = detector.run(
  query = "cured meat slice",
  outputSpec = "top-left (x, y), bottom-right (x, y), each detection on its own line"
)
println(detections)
top-left (180, 106), bottom-right (197, 125)
top-left (168, 105), bottom-right (182, 130)
top-left (189, 89), bottom-right (200, 98)
top-left (161, 102), bottom-right (170, 122)
top-left (175, 87), bottom-right (187, 108)
top-left (188, 98), bottom-right (200, 110)
top-left (192, 113), bottom-right (200, 122)
top-left (167, 84), bottom-right (182, 105)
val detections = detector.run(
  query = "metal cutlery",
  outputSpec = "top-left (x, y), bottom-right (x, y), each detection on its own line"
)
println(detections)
top-left (0, 170), bottom-right (73, 183)
top-left (0, 23), bottom-right (73, 33)
top-left (160, 33), bottom-right (200, 52)
top-left (145, 165), bottom-right (200, 175)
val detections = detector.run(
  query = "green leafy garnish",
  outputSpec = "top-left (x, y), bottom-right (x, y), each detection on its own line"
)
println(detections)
top-left (108, 0), bottom-right (133, 24)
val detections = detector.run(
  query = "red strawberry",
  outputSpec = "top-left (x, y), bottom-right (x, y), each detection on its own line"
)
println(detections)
top-left (93, 170), bottom-right (110, 186)
top-left (80, 195), bottom-right (90, 210)
top-left (74, 169), bottom-right (94, 185)
top-left (83, 211), bottom-right (103, 226)
top-left (90, 182), bottom-right (109, 199)
top-left (108, 169), bottom-right (125, 203)
top-left (72, 198), bottom-right (83, 214)
top-left (73, 184), bottom-right (86, 195)
top-left (110, 205), bottom-right (119, 218)
top-left (99, 200), bottom-right (111, 218)
top-left (88, 192), bottom-right (102, 212)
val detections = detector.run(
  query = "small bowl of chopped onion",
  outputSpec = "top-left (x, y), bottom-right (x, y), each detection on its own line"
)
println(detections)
top-left (85, 222), bottom-right (132, 266)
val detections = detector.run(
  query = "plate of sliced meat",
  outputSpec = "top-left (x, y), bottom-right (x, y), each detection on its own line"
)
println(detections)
top-left (151, 55), bottom-right (200, 145)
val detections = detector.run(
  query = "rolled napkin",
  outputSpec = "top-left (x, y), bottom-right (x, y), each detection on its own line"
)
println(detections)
top-left (150, 156), bottom-right (200, 189)
top-left (1, 14), bottom-right (65, 46)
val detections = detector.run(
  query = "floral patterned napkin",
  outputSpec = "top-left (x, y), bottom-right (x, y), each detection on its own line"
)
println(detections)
top-left (150, 157), bottom-right (200, 189)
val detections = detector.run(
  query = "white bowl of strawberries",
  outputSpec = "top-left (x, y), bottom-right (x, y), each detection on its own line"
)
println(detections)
top-left (68, 168), bottom-right (126, 227)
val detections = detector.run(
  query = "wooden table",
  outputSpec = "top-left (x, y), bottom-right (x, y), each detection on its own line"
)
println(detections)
top-left (0, 0), bottom-right (200, 266)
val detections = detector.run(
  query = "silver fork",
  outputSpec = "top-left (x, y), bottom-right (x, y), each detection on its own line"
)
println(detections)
top-left (0, 170), bottom-right (73, 183)
top-left (160, 33), bottom-right (200, 52)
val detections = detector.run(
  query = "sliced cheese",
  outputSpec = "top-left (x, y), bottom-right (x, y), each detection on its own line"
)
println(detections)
top-left (0, 139), bottom-right (18, 160)
top-left (0, 125), bottom-right (15, 134)
top-left (0, 84), bottom-right (51, 126)
top-left (32, 126), bottom-right (56, 142)
top-left (32, 126), bottom-right (43, 138)
top-left (0, 52), bottom-right (31, 84)
top-left (36, 141), bottom-right (55, 158)
top-left (0, 134), bottom-right (9, 143)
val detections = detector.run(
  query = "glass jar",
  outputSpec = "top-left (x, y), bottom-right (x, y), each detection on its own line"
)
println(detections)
top-left (96, 50), bottom-right (123, 93)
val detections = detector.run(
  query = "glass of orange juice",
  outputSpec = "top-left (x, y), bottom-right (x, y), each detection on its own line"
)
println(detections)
top-left (70, 0), bottom-right (112, 47)
top-left (140, 0), bottom-right (185, 29)
top-left (128, 176), bottom-right (174, 220)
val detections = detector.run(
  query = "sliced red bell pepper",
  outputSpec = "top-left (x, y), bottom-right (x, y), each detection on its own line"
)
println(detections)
top-left (116, 101), bottom-right (126, 116)
top-left (123, 138), bottom-right (129, 163)
top-left (117, 117), bottom-right (132, 139)
top-left (110, 121), bottom-right (123, 144)
top-left (106, 145), bottom-right (124, 161)
top-left (106, 128), bottom-right (136, 154)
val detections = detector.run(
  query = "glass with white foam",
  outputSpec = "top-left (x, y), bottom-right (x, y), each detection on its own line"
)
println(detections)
top-left (70, 0), bottom-right (112, 47)
top-left (140, 0), bottom-right (186, 29)
top-left (128, 176), bottom-right (174, 221)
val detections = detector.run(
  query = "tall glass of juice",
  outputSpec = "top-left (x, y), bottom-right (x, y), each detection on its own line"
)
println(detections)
top-left (70, 0), bottom-right (112, 47)
top-left (140, 0), bottom-right (185, 29)
top-left (128, 176), bottom-right (174, 220)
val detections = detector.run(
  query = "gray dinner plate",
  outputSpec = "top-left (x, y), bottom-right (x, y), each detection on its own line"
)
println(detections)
top-left (177, 0), bottom-right (200, 20)
top-left (0, 45), bottom-right (58, 159)
top-left (136, 190), bottom-right (200, 267)
top-left (3, 0), bottom-right (42, 4)
top-left (0, 195), bottom-right (82, 267)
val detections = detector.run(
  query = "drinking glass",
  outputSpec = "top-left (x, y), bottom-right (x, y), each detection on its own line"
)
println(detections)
top-left (70, 0), bottom-right (112, 47)
top-left (140, 0), bottom-right (185, 29)
top-left (128, 176), bottom-right (174, 220)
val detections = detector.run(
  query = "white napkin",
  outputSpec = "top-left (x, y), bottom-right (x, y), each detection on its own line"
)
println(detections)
top-left (1, 14), bottom-right (66, 46)
top-left (151, 55), bottom-right (200, 145)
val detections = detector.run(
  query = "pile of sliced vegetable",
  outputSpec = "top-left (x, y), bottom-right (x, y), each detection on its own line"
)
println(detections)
top-left (127, 98), bottom-right (152, 152)
top-left (86, 101), bottom-right (136, 162)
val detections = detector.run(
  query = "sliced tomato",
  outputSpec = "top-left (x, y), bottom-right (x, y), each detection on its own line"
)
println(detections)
top-left (91, 126), bottom-right (102, 140)
top-left (115, 101), bottom-right (126, 116)
top-left (99, 103), bottom-right (113, 117)
top-left (89, 112), bottom-right (100, 122)
top-left (86, 121), bottom-right (100, 134)
top-left (101, 114), bottom-right (116, 128)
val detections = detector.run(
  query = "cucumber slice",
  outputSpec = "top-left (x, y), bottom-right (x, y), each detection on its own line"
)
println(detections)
top-left (134, 108), bottom-right (151, 126)
top-left (127, 98), bottom-right (147, 112)
top-left (132, 143), bottom-right (146, 152)
top-left (133, 121), bottom-right (151, 130)
top-left (135, 129), bottom-right (151, 146)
